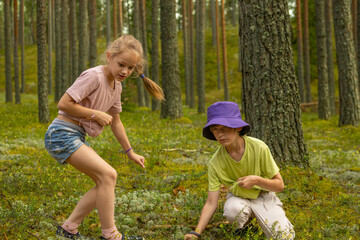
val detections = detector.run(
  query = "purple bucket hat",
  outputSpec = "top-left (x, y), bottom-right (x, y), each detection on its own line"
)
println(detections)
top-left (203, 101), bottom-right (251, 140)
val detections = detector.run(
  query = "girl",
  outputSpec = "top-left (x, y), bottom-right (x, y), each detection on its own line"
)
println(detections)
top-left (45, 35), bottom-right (163, 240)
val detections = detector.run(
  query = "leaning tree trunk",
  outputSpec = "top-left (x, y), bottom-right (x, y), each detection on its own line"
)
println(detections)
top-left (315, 0), bottom-right (330, 120)
top-left (160, 0), bottom-right (183, 119)
top-left (36, 0), bottom-right (50, 123)
top-left (333, 0), bottom-right (360, 126)
top-left (4, 0), bottom-right (12, 103)
top-left (239, 0), bottom-right (308, 167)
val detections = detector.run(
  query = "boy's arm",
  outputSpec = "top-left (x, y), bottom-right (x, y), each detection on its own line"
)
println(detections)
top-left (237, 172), bottom-right (284, 192)
top-left (184, 191), bottom-right (220, 240)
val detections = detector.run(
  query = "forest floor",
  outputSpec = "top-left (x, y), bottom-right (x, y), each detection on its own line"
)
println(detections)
top-left (0, 93), bottom-right (359, 240)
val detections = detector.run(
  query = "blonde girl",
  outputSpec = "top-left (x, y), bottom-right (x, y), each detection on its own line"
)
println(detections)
top-left (45, 35), bottom-right (163, 240)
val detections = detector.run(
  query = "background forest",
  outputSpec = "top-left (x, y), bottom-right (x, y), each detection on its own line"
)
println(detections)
top-left (0, 0), bottom-right (359, 239)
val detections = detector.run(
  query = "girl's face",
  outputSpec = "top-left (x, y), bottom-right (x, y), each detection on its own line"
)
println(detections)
top-left (107, 50), bottom-right (139, 82)
top-left (209, 124), bottom-right (242, 147)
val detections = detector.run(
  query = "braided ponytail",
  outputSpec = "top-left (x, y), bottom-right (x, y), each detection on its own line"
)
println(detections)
top-left (140, 74), bottom-right (165, 101)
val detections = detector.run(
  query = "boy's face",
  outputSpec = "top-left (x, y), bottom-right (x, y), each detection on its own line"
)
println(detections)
top-left (209, 125), bottom-right (242, 146)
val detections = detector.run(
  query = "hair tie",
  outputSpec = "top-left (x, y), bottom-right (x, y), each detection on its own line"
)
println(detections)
top-left (140, 74), bottom-right (145, 78)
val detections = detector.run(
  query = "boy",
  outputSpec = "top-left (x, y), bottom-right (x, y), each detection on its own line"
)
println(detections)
top-left (184, 102), bottom-right (294, 239)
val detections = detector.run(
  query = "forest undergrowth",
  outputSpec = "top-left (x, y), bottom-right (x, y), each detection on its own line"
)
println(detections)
top-left (0, 93), bottom-right (359, 240)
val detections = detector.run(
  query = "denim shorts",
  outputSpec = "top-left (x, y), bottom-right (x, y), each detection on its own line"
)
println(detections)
top-left (44, 118), bottom-right (89, 164)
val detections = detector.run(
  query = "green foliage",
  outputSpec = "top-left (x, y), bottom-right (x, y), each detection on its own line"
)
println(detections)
top-left (1, 93), bottom-right (359, 239)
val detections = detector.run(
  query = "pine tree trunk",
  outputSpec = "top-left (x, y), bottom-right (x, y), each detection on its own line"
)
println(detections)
top-left (182, 0), bottom-right (190, 106)
top-left (4, 0), bottom-right (12, 103)
top-left (54, 0), bottom-right (62, 102)
top-left (303, 0), bottom-right (311, 103)
top-left (60, 0), bottom-right (69, 95)
top-left (118, 0), bottom-right (123, 35)
top-left (37, 0), bottom-right (50, 123)
top-left (315, 0), bottom-right (330, 120)
top-left (357, 0), bottom-right (360, 95)
top-left (196, 0), bottom-right (206, 113)
top-left (113, 0), bottom-right (117, 38)
top-left (47, 0), bottom-right (53, 94)
top-left (216, 0), bottom-right (221, 89)
top-left (20, 0), bottom-right (25, 93)
top-left (296, 0), bottom-right (305, 103)
top-left (151, 0), bottom-right (160, 111)
top-left (70, 0), bottom-right (78, 83)
top-left (188, 0), bottom-right (195, 109)
top-left (160, 0), bottom-right (183, 119)
top-left (221, 0), bottom-right (229, 101)
top-left (13, 0), bottom-right (21, 104)
top-left (239, 0), bottom-right (308, 167)
top-left (211, 0), bottom-right (216, 46)
top-left (106, 0), bottom-right (111, 44)
top-left (89, 0), bottom-right (97, 67)
top-left (78, 0), bottom-right (88, 75)
top-left (139, 0), bottom-right (150, 107)
top-left (325, 0), bottom-right (336, 115)
top-left (333, 0), bottom-right (360, 126)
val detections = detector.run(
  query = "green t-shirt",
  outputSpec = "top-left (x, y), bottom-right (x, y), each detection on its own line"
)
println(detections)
top-left (208, 136), bottom-right (279, 199)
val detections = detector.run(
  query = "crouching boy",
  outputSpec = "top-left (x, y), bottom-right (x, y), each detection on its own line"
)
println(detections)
top-left (184, 101), bottom-right (294, 240)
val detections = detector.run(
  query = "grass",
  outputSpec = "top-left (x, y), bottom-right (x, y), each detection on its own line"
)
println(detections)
top-left (0, 93), bottom-right (359, 240)
top-left (1, 28), bottom-right (359, 239)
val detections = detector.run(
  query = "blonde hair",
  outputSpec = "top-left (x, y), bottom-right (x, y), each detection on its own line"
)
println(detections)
top-left (104, 35), bottom-right (164, 101)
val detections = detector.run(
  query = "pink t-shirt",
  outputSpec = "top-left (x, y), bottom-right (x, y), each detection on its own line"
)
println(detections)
top-left (58, 66), bottom-right (122, 137)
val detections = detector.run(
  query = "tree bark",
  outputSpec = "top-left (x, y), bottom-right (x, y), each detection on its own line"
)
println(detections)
top-left (182, 0), bottom-right (190, 106)
top-left (333, 0), bottom-right (360, 126)
top-left (47, 0), bottom-right (53, 94)
top-left (296, 0), bottom-right (305, 103)
top-left (54, 0), bottom-right (62, 102)
top-left (13, 0), bottom-right (21, 104)
top-left (220, 0), bottom-right (229, 101)
top-left (106, 0), bottom-right (111, 44)
top-left (4, 0), bottom-right (12, 103)
top-left (325, 0), bottom-right (336, 115)
top-left (188, 0), bottom-right (195, 109)
top-left (60, 0), bottom-right (69, 94)
top-left (216, 0), bottom-right (221, 89)
top-left (151, 0), bottom-right (160, 111)
top-left (118, 0), bottom-right (123, 36)
top-left (160, 0), bottom-right (183, 119)
top-left (211, 0), bottom-right (216, 46)
top-left (139, 0), bottom-right (150, 107)
top-left (78, 0), bottom-right (88, 75)
top-left (315, 0), bottom-right (330, 120)
top-left (89, 0), bottom-right (97, 67)
top-left (20, 0), bottom-right (25, 93)
top-left (37, 0), bottom-right (50, 123)
top-left (239, 0), bottom-right (308, 167)
top-left (357, 0), bottom-right (360, 95)
top-left (196, 0), bottom-right (206, 113)
top-left (69, 0), bottom-right (78, 82)
top-left (303, 0), bottom-right (311, 103)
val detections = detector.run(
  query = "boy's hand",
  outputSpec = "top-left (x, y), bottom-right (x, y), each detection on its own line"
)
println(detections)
top-left (184, 233), bottom-right (199, 239)
top-left (237, 175), bottom-right (259, 189)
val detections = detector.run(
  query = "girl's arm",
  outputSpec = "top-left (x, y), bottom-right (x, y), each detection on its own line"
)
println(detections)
top-left (237, 172), bottom-right (284, 192)
top-left (58, 93), bottom-right (113, 126)
top-left (184, 191), bottom-right (220, 240)
top-left (109, 113), bottom-right (145, 168)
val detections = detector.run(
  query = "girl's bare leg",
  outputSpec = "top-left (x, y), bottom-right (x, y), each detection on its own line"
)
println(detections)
top-left (65, 144), bottom-right (117, 229)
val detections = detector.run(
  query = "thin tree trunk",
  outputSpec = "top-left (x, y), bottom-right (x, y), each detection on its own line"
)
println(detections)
top-left (357, 0), bottom-right (360, 95)
top-left (196, 0), bottom-right (206, 113)
top-left (37, 0), bottom-right (50, 123)
top-left (47, 0), bottom-right (53, 94)
top-left (113, 0), bottom-right (117, 38)
top-left (296, 0), bottom-right (305, 103)
top-left (4, 0), bottom-right (12, 103)
top-left (303, 0), bottom-right (312, 103)
top-left (70, 0), bottom-right (78, 82)
top-left (239, 0), bottom-right (308, 167)
top-left (60, 0), bottom-right (69, 94)
top-left (78, 0), bottom-right (88, 75)
top-left (20, 0), bottom-right (25, 93)
top-left (188, 0), bottom-right (195, 109)
top-left (182, 0), bottom-right (190, 106)
top-left (221, 0), bottom-right (229, 101)
top-left (118, 0), bottom-right (123, 36)
top-left (211, 0), bottom-right (216, 46)
top-left (89, 0), bottom-right (97, 67)
top-left (333, 0), bottom-right (360, 126)
top-left (325, 0), bottom-right (336, 115)
top-left (139, 0), bottom-right (149, 107)
top-left (54, 0), bottom-right (62, 102)
top-left (160, 0), bottom-right (183, 119)
top-left (216, 0), bottom-right (221, 89)
top-left (151, 0), bottom-right (160, 111)
top-left (13, 0), bottom-right (20, 104)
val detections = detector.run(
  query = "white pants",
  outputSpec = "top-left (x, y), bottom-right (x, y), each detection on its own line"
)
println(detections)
top-left (223, 191), bottom-right (295, 239)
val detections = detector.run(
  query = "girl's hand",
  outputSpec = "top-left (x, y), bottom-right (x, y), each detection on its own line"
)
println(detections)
top-left (93, 110), bottom-right (113, 126)
top-left (127, 151), bottom-right (145, 168)
top-left (237, 175), bottom-right (259, 189)
top-left (184, 234), bottom-right (199, 240)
